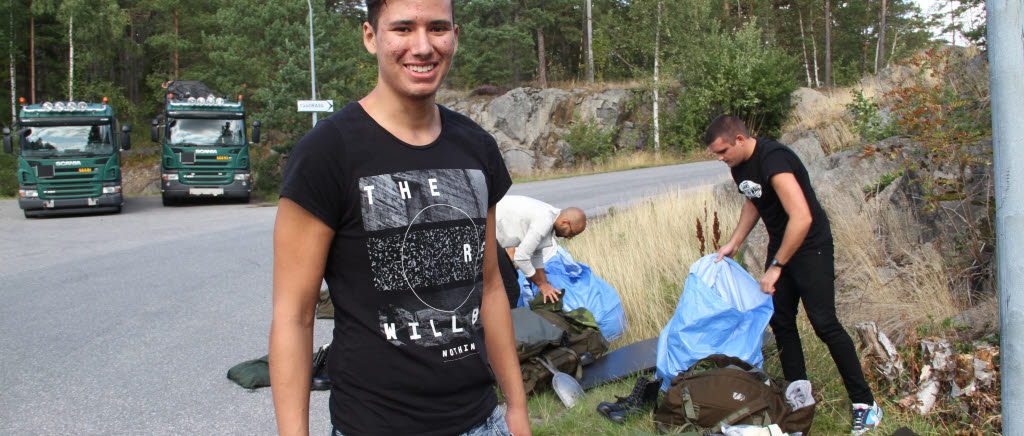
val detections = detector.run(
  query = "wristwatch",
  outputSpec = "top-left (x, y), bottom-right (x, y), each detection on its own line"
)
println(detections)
top-left (770, 258), bottom-right (786, 269)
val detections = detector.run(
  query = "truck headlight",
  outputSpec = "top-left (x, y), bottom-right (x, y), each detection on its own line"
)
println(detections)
top-left (102, 186), bottom-right (121, 194)
top-left (19, 189), bottom-right (38, 198)
top-left (163, 174), bottom-right (178, 181)
top-left (234, 173), bottom-right (250, 181)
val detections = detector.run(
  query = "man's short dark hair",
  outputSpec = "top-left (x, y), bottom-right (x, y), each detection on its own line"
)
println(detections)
top-left (704, 114), bottom-right (749, 146)
top-left (366, 0), bottom-right (456, 30)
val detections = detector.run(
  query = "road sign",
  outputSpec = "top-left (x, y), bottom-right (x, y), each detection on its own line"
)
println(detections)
top-left (297, 100), bottom-right (334, 112)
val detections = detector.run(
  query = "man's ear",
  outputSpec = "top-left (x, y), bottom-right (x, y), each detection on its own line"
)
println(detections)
top-left (453, 23), bottom-right (460, 55)
top-left (363, 22), bottom-right (377, 55)
top-left (734, 133), bottom-right (748, 145)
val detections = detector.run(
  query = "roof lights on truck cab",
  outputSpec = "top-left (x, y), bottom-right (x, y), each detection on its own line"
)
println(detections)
top-left (27, 101), bottom-right (107, 113)
top-left (167, 93), bottom-right (240, 108)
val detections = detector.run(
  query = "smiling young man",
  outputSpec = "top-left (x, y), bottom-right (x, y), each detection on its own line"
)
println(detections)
top-left (707, 114), bottom-right (882, 435)
top-left (269, 1), bottom-right (530, 435)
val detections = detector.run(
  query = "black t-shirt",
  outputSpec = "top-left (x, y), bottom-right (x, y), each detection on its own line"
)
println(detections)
top-left (730, 138), bottom-right (831, 260)
top-left (280, 102), bottom-right (512, 436)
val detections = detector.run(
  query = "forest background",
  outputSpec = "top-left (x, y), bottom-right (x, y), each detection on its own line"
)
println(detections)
top-left (0, 0), bottom-right (987, 199)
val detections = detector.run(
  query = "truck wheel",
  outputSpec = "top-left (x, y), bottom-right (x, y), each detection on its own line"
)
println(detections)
top-left (162, 194), bottom-right (177, 207)
top-left (239, 194), bottom-right (250, 204)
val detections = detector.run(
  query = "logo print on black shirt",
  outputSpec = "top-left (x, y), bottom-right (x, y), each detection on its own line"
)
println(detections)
top-left (739, 180), bottom-right (762, 199)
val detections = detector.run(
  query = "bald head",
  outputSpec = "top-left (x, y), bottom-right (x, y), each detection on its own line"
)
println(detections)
top-left (555, 207), bottom-right (586, 239)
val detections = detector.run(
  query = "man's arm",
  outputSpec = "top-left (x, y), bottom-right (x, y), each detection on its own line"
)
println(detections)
top-left (481, 206), bottom-right (532, 436)
top-left (715, 199), bottom-right (761, 261)
top-left (526, 268), bottom-right (562, 304)
top-left (759, 172), bottom-right (812, 294)
top-left (270, 198), bottom-right (335, 436)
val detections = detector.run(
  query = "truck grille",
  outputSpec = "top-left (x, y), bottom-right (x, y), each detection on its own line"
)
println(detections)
top-left (179, 170), bottom-right (233, 185)
top-left (39, 183), bottom-right (102, 199)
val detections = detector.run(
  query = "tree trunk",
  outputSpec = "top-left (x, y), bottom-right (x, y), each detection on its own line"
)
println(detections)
top-left (9, 6), bottom-right (15, 124)
top-left (30, 13), bottom-right (35, 103)
top-left (585, 0), bottom-right (594, 84)
top-left (799, 10), bottom-right (812, 87)
top-left (174, 10), bottom-right (180, 78)
top-left (653, 0), bottom-right (661, 153)
top-left (824, 0), bottom-right (832, 87)
top-left (861, 0), bottom-right (872, 76)
top-left (811, 9), bottom-right (821, 88)
top-left (512, 3), bottom-right (520, 88)
top-left (875, 0), bottom-right (888, 73)
top-left (889, 26), bottom-right (900, 69)
top-left (536, 26), bottom-right (547, 88)
top-left (68, 14), bottom-right (74, 100)
top-left (736, 0), bottom-right (743, 27)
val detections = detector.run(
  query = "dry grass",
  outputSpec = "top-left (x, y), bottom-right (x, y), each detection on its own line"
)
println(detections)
top-left (511, 149), bottom-right (709, 183)
top-left (560, 189), bottom-right (739, 347)
top-left (825, 189), bottom-right (962, 343)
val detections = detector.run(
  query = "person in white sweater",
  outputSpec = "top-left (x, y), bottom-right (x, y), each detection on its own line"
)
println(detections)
top-left (496, 195), bottom-right (587, 304)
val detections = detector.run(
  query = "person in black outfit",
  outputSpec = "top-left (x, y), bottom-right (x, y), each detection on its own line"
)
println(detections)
top-left (269, 1), bottom-right (530, 435)
top-left (706, 114), bottom-right (883, 435)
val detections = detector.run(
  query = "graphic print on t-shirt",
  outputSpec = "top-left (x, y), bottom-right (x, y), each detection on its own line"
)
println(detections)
top-left (739, 180), bottom-right (763, 199)
top-left (360, 168), bottom-right (489, 362)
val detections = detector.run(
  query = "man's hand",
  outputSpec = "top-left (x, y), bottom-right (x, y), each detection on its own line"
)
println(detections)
top-left (760, 266), bottom-right (782, 295)
top-left (505, 404), bottom-right (532, 436)
top-left (537, 283), bottom-right (562, 303)
top-left (715, 241), bottom-right (739, 262)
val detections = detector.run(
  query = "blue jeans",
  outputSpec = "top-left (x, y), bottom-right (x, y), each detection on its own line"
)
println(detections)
top-left (331, 404), bottom-right (512, 436)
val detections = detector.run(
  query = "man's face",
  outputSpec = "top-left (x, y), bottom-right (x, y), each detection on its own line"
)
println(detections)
top-left (554, 220), bottom-right (584, 240)
top-left (708, 136), bottom-right (746, 168)
top-left (363, 0), bottom-right (458, 101)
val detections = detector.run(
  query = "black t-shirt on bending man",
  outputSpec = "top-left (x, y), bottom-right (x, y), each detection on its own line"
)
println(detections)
top-left (280, 102), bottom-right (513, 436)
top-left (730, 138), bottom-right (832, 262)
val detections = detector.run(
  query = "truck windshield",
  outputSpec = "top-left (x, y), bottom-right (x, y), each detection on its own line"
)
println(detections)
top-left (21, 124), bottom-right (114, 157)
top-left (168, 118), bottom-right (244, 146)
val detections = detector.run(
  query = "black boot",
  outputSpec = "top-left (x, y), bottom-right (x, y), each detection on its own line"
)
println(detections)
top-left (597, 376), bottom-right (649, 417)
top-left (605, 377), bottom-right (663, 424)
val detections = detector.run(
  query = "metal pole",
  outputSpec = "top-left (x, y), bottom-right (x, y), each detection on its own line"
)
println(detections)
top-left (307, 0), bottom-right (318, 126)
top-left (68, 14), bottom-right (73, 100)
top-left (987, 1), bottom-right (1023, 434)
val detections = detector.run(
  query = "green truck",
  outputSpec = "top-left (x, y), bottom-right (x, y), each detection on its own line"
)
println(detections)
top-left (3, 98), bottom-right (132, 218)
top-left (152, 81), bottom-right (260, 205)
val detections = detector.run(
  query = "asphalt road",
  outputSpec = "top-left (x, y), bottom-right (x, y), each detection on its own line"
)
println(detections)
top-left (0, 160), bottom-right (728, 435)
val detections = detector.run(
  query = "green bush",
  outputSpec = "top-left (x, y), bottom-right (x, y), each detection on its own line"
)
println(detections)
top-left (563, 119), bottom-right (617, 164)
top-left (0, 152), bottom-right (17, 198)
top-left (663, 23), bottom-right (799, 152)
top-left (846, 89), bottom-right (897, 143)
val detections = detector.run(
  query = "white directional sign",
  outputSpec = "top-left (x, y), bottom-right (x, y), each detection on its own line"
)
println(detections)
top-left (297, 100), bottom-right (335, 112)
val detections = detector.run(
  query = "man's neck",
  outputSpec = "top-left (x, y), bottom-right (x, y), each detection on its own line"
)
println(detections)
top-left (742, 136), bottom-right (757, 161)
top-left (359, 86), bottom-right (441, 146)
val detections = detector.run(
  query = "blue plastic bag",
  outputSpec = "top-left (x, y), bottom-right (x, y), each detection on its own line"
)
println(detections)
top-left (516, 246), bottom-right (626, 340)
top-left (655, 254), bottom-right (774, 390)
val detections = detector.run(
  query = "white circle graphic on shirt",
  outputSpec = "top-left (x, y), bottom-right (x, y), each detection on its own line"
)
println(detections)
top-left (399, 203), bottom-right (481, 313)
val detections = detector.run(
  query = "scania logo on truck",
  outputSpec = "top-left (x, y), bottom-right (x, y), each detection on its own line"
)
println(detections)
top-left (195, 149), bottom-right (217, 154)
top-left (55, 161), bottom-right (82, 166)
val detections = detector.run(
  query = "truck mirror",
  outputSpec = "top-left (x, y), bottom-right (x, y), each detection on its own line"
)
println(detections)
top-left (151, 125), bottom-right (159, 143)
top-left (252, 120), bottom-right (262, 143)
top-left (2, 136), bottom-right (11, 154)
top-left (122, 124), bottom-right (132, 133)
top-left (2, 127), bottom-right (9, 135)
top-left (122, 132), bottom-right (132, 151)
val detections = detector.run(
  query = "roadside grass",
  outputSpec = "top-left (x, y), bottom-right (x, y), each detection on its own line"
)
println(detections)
top-left (528, 187), bottom-right (959, 435)
top-left (512, 149), bottom-right (712, 184)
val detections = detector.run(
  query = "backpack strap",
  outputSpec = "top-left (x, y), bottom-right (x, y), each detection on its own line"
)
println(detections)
top-left (715, 398), bottom-right (773, 428)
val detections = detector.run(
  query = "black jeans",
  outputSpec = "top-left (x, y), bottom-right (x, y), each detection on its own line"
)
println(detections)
top-left (768, 245), bottom-right (875, 405)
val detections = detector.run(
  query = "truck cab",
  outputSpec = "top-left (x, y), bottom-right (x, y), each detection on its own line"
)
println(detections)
top-left (153, 81), bottom-right (260, 206)
top-left (3, 99), bottom-right (131, 218)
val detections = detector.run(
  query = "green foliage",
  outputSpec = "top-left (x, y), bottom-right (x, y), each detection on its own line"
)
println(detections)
top-left (846, 89), bottom-right (897, 143)
top-left (563, 119), bottom-right (617, 163)
top-left (664, 23), bottom-right (799, 152)
top-left (0, 151), bottom-right (17, 197)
